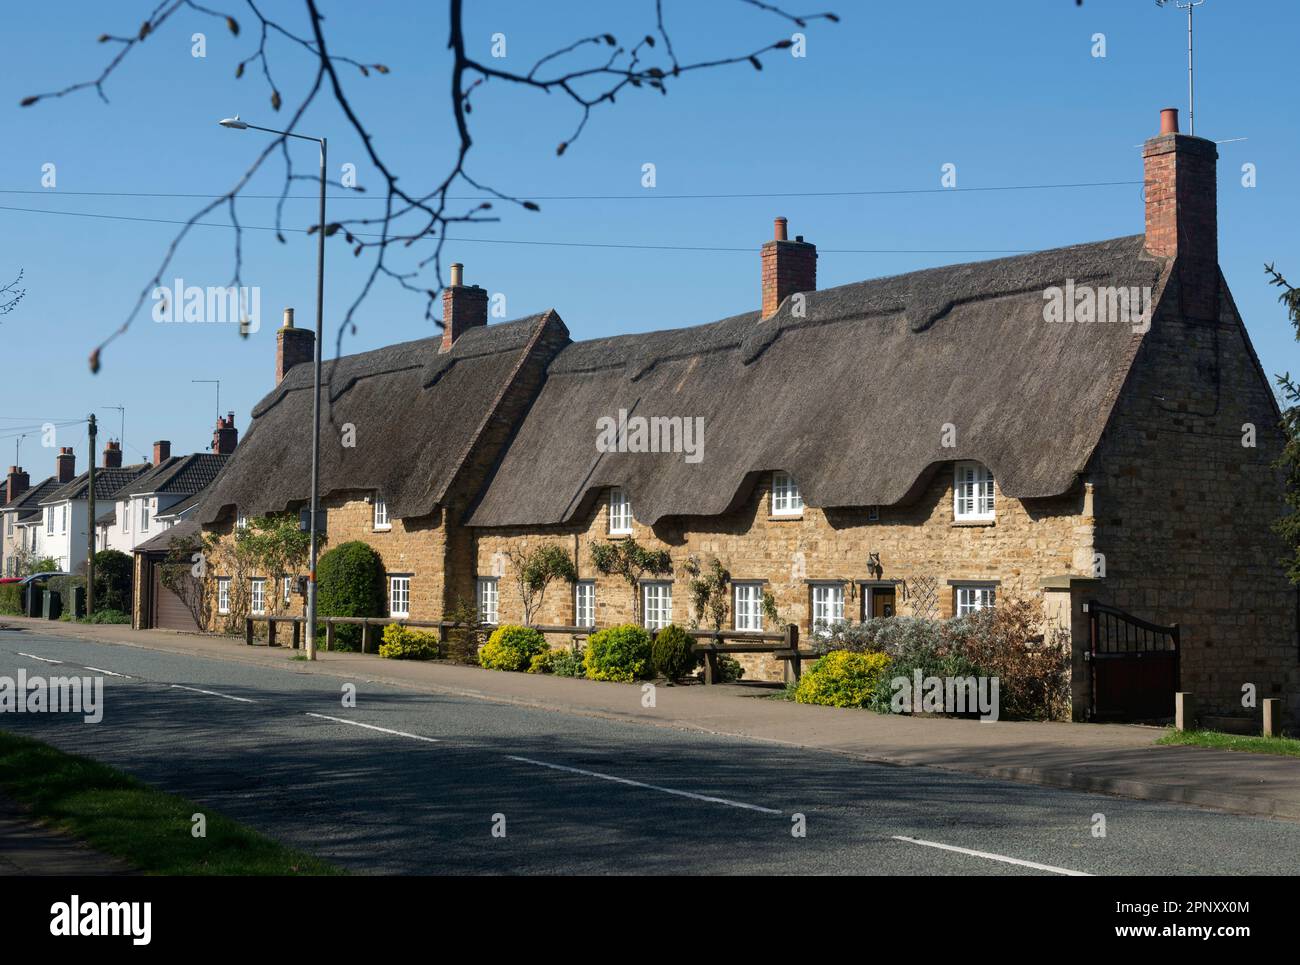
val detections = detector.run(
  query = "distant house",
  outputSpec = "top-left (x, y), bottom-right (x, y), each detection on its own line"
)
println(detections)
top-left (37, 443), bottom-right (149, 573)
top-left (1, 468), bottom-right (61, 576)
top-left (101, 435), bottom-right (232, 556)
top-left (126, 417), bottom-right (238, 631)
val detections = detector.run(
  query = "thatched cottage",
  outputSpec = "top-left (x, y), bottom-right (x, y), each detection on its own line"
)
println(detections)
top-left (177, 108), bottom-right (1295, 725)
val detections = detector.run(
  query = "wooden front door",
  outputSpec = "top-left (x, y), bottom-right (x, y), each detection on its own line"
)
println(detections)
top-left (871, 588), bottom-right (896, 618)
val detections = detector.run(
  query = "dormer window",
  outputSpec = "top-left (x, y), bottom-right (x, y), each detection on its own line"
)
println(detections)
top-left (373, 495), bottom-right (390, 531)
top-left (771, 471), bottom-right (803, 516)
top-left (953, 462), bottom-right (995, 522)
top-left (608, 488), bottom-right (633, 535)
top-left (237, 512), bottom-right (248, 531)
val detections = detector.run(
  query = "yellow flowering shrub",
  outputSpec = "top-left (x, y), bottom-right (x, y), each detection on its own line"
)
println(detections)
top-left (794, 650), bottom-right (892, 708)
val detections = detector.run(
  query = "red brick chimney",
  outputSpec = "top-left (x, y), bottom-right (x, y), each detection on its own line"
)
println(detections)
top-left (4, 467), bottom-right (29, 504)
top-left (102, 439), bottom-right (122, 469)
top-left (761, 217), bottom-right (817, 319)
top-left (55, 447), bottom-right (75, 484)
top-left (276, 307), bottom-right (315, 385)
top-left (153, 440), bottom-right (171, 466)
top-left (439, 263), bottom-right (488, 353)
top-left (212, 411), bottom-right (238, 455)
top-left (1143, 107), bottom-right (1219, 321)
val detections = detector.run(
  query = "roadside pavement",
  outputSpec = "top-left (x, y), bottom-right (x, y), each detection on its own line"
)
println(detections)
top-left (0, 792), bottom-right (133, 875)
top-left (4, 615), bottom-right (1298, 821)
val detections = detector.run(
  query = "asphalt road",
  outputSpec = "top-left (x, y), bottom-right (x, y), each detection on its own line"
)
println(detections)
top-left (2, 629), bottom-right (1298, 875)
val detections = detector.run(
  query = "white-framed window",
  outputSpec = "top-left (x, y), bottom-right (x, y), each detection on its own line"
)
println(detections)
top-left (373, 495), bottom-right (390, 531)
top-left (608, 487), bottom-right (633, 535)
top-left (390, 575), bottom-right (411, 618)
top-left (45, 507), bottom-right (53, 535)
top-left (771, 470), bottom-right (804, 516)
top-left (61, 504), bottom-right (68, 534)
top-left (734, 582), bottom-right (763, 632)
top-left (811, 583), bottom-right (845, 635)
top-left (283, 576), bottom-right (295, 604)
top-left (217, 577), bottom-right (231, 615)
top-left (237, 512), bottom-right (248, 531)
top-left (250, 578), bottom-right (266, 615)
top-left (953, 462), bottom-right (995, 521)
top-left (575, 581), bottom-right (595, 628)
top-left (476, 577), bottom-right (499, 625)
top-left (955, 584), bottom-right (997, 616)
top-left (140, 499), bottom-right (150, 532)
top-left (123, 500), bottom-right (130, 533)
top-left (642, 582), bottom-right (672, 631)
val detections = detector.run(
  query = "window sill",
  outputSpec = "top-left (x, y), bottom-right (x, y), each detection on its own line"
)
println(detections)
top-left (606, 531), bottom-right (634, 539)
top-left (952, 519), bottom-right (995, 528)
top-left (373, 526), bottom-right (392, 533)
top-left (767, 514), bottom-right (804, 522)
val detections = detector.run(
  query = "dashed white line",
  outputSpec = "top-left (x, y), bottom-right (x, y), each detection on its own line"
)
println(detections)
top-left (304, 712), bottom-right (440, 743)
top-left (170, 684), bottom-right (256, 704)
top-left (891, 835), bottom-right (1092, 876)
top-left (16, 652), bottom-right (61, 664)
top-left (506, 755), bottom-right (782, 815)
top-left (83, 666), bottom-right (129, 678)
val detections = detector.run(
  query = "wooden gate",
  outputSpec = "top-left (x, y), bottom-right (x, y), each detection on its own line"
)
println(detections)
top-left (1086, 600), bottom-right (1180, 721)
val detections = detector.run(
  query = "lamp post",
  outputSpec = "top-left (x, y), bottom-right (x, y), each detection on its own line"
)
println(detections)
top-left (219, 115), bottom-right (325, 660)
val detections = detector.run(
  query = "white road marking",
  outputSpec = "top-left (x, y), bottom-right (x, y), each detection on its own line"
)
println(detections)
top-left (170, 684), bottom-right (256, 704)
top-left (83, 666), bottom-right (129, 678)
top-left (305, 712), bottom-right (440, 743)
top-left (507, 755), bottom-right (782, 815)
top-left (16, 652), bottom-right (62, 664)
top-left (891, 835), bottom-right (1092, 876)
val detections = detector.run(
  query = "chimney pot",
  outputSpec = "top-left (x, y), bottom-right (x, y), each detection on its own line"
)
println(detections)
top-left (4, 466), bottom-right (29, 504)
top-left (102, 439), bottom-right (122, 469)
top-left (760, 218), bottom-right (817, 319)
top-left (440, 262), bottom-right (488, 353)
top-left (212, 413), bottom-right (239, 455)
top-left (1143, 107), bottom-right (1219, 320)
top-left (275, 308), bottom-right (314, 384)
top-left (55, 448), bottom-right (76, 484)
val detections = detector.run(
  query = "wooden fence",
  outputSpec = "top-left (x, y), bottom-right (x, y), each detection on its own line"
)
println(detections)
top-left (243, 616), bottom-right (815, 683)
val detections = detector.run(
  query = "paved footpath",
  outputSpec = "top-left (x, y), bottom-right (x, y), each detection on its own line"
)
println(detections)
top-left (4, 616), bottom-right (1297, 822)
top-left (0, 793), bottom-right (132, 875)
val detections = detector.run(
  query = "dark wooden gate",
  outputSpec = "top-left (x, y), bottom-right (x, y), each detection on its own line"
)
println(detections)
top-left (1086, 600), bottom-right (1180, 721)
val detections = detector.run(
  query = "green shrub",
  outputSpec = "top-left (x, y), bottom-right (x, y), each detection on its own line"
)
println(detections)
top-left (528, 646), bottom-right (585, 676)
top-left (92, 550), bottom-right (132, 612)
top-left (315, 542), bottom-right (385, 650)
top-left (0, 585), bottom-right (21, 616)
top-left (584, 624), bottom-right (653, 682)
top-left (81, 609), bottom-right (130, 625)
top-left (716, 654), bottom-right (745, 683)
top-left (650, 624), bottom-right (698, 681)
top-left (479, 624), bottom-right (548, 672)
top-left (378, 624), bottom-right (439, 660)
top-left (795, 651), bottom-right (893, 708)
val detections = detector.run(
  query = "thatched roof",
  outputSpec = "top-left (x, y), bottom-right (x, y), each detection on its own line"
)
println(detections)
top-left (468, 236), bottom-right (1169, 528)
top-left (198, 311), bottom-right (567, 525)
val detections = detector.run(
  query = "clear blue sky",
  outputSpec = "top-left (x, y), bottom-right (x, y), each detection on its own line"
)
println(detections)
top-left (2, 0), bottom-right (1296, 480)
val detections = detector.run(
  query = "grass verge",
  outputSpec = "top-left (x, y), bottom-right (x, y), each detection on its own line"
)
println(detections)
top-left (0, 729), bottom-right (340, 874)
top-left (1158, 727), bottom-right (1300, 758)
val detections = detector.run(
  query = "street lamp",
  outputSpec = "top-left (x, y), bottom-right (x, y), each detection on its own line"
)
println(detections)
top-left (220, 114), bottom-right (326, 661)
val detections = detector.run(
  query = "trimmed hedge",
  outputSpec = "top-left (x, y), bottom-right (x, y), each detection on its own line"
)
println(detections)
top-left (379, 624), bottom-right (439, 660)
top-left (315, 542), bottom-right (385, 650)
top-left (650, 624), bottom-right (698, 681)
top-left (584, 624), bottom-right (653, 682)
top-left (795, 651), bottom-right (893, 708)
top-left (92, 550), bottom-right (133, 613)
top-left (0, 585), bottom-right (22, 616)
top-left (479, 625), bottom-right (548, 672)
